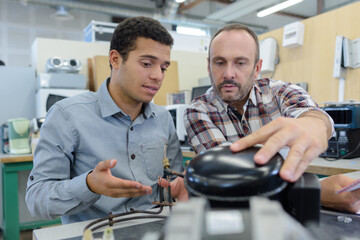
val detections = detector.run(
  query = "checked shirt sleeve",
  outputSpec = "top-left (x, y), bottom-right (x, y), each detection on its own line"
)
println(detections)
top-left (184, 102), bottom-right (232, 154)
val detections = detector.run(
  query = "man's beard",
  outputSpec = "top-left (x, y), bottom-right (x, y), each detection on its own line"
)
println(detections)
top-left (210, 71), bottom-right (255, 103)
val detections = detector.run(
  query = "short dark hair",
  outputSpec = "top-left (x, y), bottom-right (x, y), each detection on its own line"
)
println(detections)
top-left (209, 24), bottom-right (259, 66)
top-left (110, 16), bottom-right (173, 64)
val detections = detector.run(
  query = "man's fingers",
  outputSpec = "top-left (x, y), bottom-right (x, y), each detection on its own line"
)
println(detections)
top-left (230, 130), bottom-right (264, 152)
top-left (96, 159), bottom-right (117, 171)
top-left (230, 118), bottom-right (285, 152)
top-left (107, 179), bottom-right (152, 198)
top-left (280, 144), bottom-right (317, 182)
top-left (254, 130), bottom-right (296, 164)
top-left (291, 146), bottom-right (320, 181)
top-left (158, 178), bottom-right (170, 188)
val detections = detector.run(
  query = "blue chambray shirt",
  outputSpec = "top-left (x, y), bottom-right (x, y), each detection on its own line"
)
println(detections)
top-left (26, 78), bottom-right (182, 224)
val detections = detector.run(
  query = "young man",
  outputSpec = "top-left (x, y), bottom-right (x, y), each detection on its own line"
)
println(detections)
top-left (184, 23), bottom-right (360, 214)
top-left (26, 16), bottom-right (185, 224)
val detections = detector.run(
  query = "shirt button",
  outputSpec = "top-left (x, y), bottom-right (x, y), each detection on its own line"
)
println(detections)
top-left (131, 154), bottom-right (135, 159)
top-left (130, 126), bottom-right (134, 131)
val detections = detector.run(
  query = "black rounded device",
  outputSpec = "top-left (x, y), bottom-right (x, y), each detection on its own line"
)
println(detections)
top-left (184, 145), bottom-right (321, 224)
top-left (185, 145), bottom-right (287, 207)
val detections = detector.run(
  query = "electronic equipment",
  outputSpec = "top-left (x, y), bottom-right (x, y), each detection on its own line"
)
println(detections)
top-left (36, 88), bottom-right (89, 118)
top-left (342, 37), bottom-right (360, 69)
top-left (320, 103), bottom-right (360, 159)
top-left (282, 21), bottom-right (305, 48)
top-left (7, 118), bottom-right (31, 154)
top-left (162, 197), bottom-right (316, 240)
top-left (166, 91), bottom-right (191, 105)
top-left (165, 104), bottom-right (188, 143)
top-left (185, 145), bottom-right (321, 225)
top-left (46, 57), bottom-right (82, 73)
top-left (259, 37), bottom-right (279, 75)
top-left (37, 73), bottom-right (86, 90)
top-left (83, 20), bottom-right (117, 43)
top-left (191, 85), bottom-right (211, 101)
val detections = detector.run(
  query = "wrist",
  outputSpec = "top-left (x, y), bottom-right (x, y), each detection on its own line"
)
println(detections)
top-left (86, 170), bottom-right (97, 193)
top-left (299, 111), bottom-right (332, 138)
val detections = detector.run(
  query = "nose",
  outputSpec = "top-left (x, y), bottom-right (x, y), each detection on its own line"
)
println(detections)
top-left (223, 64), bottom-right (235, 80)
top-left (149, 67), bottom-right (164, 82)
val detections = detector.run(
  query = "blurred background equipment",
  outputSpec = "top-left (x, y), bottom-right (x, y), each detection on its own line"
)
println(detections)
top-left (36, 57), bottom-right (89, 118)
top-left (320, 102), bottom-right (360, 159)
top-left (7, 118), bottom-right (31, 155)
top-left (46, 57), bottom-right (81, 73)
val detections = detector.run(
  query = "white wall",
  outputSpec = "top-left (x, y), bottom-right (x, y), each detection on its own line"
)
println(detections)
top-left (31, 38), bottom-right (209, 92)
top-left (0, 0), bottom-right (111, 67)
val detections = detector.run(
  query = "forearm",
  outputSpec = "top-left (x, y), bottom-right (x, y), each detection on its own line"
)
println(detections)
top-left (26, 172), bottom-right (100, 219)
top-left (299, 110), bottom-right (333, 139)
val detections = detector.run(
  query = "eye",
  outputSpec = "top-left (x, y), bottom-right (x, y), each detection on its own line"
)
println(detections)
top-left (141, 61), bottom-right (152, 68)
top-left (214, 61), bottom-right (224, 65)
top-left (236, 61), bottom-right (248, 67)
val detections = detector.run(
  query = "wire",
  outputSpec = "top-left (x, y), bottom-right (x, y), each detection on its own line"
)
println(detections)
top-left (164, 167), bottom-right (184, 178)
top-left (83, 206), bottom-right (166, 232)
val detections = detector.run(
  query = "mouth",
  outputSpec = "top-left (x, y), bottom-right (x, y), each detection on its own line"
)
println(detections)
top-left (221, 84), bottom-right (237, 91)
top-left (143, 85), bottom-right (159, 95)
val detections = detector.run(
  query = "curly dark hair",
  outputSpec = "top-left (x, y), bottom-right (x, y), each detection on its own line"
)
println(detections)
top-left (110, 16), bottom-right (173, 64)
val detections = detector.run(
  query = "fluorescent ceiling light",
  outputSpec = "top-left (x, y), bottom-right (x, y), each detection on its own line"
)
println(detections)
top-left (176, 26), bottom-right (206, 36)
top-left (206, 0), bottom-right (279, 22)
top-left (175, 0), bottom-right (186, 3)
top-left (257, 0), bottom-right (303, 17)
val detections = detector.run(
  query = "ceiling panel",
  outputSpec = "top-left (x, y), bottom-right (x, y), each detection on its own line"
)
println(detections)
top-left (11, 0), bottom-right (360, 33)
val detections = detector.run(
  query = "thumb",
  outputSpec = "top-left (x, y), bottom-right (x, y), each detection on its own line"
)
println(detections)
top-left (97, 159), bottom-right (117, 171)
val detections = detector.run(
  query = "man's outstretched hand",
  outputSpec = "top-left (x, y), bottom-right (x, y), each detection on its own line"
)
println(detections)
top-left (86, 159), bottom-right (152, 198)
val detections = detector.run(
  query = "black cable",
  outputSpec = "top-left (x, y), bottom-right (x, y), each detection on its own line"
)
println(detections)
top-left (83, 203), bottom-right (165, 232)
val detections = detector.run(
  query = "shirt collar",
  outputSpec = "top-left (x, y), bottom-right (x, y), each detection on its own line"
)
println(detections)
top-left (246, 83), bottom-right (260, 107)
top-left (97, 78), bottom-right (155, 119)
top-left (142, 102), bottom-right (156, 119)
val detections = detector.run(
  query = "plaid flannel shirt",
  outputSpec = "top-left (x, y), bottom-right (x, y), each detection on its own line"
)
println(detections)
top-left (184, 78), bottom-right (333, 154)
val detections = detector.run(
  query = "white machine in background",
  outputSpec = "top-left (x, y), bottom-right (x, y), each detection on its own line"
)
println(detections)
top-left (37, 73), bottom-right (86, 90)
top-left (36, 57), bottom-right (89, 118)
top-left (333, 35), bottom-right (360, 102)
top-left (282, 21), bottom-right (305, 48)
top-left (343, 37), bottom-right (360, 68)
top-left (165, 104), bottom-right (188, 143)
top-left (36, 88), bottom-right (89, 118)
top-left (259, 37), bottom-right (279, 76)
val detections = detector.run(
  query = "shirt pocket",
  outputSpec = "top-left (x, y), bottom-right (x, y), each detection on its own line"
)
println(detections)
top-left (141, 142), bottom-right (166, 181)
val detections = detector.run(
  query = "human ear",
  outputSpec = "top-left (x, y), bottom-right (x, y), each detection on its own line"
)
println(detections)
top-left (109, 50), bottom-right (122, 69)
